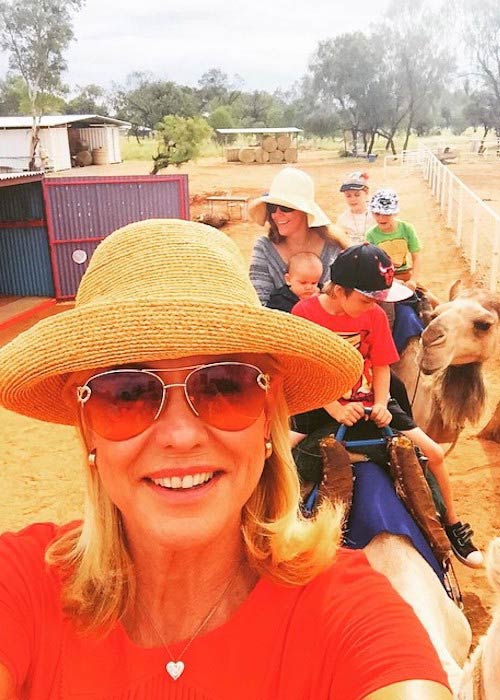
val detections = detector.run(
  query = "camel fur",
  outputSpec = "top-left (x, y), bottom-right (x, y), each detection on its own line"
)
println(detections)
top-left (394, 285), bottom-right (500, 444)
top-left (457, 537), bottom-right (500, 700)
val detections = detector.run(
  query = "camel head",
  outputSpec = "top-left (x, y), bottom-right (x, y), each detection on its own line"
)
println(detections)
top-left (420, 289), bottom-right (500, 374)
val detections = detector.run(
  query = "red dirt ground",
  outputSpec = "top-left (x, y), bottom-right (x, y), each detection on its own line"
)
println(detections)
top-left (1, 151), bottom-right (499, 644)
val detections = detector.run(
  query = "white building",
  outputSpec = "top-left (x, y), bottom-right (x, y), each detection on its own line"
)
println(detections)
top-left (0, 114), bottom-right (131, 172)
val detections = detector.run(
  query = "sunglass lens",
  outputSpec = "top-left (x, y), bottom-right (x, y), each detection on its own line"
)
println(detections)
top-left (187, 364), bottom-right (267, 431)
top-left (84, 371), bottom-right (164, 441)
top-left (267, 203), bottom-right (295, 214)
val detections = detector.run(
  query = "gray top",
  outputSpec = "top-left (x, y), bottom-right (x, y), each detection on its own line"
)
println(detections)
top-left (249, 235), bottom-right (342, 305)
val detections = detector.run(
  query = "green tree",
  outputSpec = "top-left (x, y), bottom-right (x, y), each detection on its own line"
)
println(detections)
top-left (308, 32), bottom-right (381, 154)
top-left (0, 0), bottom-right (84, 169)
top-left (457, 0), bottom-right (500, 134)
top-left (113, 72), bottom-right (199, 134)
top-left (197, 68), bottom-right (243, 110)
top-left (208, 106), bottom-right (235, 143)
top-left (66, 84), bottom-right (109, 115)
top-left (151, 115), bottom-right (212, 174)
top-left (379, 0), bottom-right (454, 150)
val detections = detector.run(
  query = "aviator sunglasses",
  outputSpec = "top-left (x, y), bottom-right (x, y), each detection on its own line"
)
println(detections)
top-left (267, 203), bottom-right (296, 214)
top-left (77, 362), bottom-right (271, 441)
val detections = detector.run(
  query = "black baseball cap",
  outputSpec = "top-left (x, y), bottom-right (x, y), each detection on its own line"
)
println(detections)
top-left (330, 243), bottom-right (413, 302)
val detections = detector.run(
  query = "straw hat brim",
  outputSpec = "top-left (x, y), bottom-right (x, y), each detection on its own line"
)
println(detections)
top-left (249, 196), bottom-right (331, 228)
top-left (0, 299), bottom-right (363, 427)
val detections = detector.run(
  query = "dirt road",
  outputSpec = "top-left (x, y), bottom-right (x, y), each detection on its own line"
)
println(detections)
top-left (1, 151), bottom-right (499, 642)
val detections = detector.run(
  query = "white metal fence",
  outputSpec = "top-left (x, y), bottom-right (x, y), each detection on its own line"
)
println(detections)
top-left (420, 147), bottom-right (500, 292)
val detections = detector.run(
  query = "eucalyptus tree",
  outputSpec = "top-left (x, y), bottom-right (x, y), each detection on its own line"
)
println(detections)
top-left (0, 0), bottom-right (84, 169)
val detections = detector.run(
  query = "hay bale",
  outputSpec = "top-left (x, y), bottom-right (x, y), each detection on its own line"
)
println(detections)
top-left (254, 147), bottom-right (270, 164)
top-left (269, 149), bottom-right (284, 163)
top-left (284, 147), bottom-right (298, 163)
top-left (277, 134), bottom-right (291, 150)
top-left (74, 150), bottom-right (92, 167)
top-left (239, 147), bottom-right (256, 163)
top-left (91, 147), bottom-right (109, 165)
top-left (261, 136), bottom-right (278, 153)
top-left (225, 147), bottom-right (240, 162)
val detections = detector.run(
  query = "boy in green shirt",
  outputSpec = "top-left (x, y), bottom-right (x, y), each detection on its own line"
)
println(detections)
top-left (366, 189), bottom-right (421, 292)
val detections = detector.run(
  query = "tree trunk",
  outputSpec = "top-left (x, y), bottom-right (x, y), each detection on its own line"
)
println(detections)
top-left (402, 119), bottom-right (413, 152)
top-left (29, 110), bottom-right (41, 171)
top-left (368, 131), bottom-right (376, 154)
top-left (478, 401), bottom-right (500, 442)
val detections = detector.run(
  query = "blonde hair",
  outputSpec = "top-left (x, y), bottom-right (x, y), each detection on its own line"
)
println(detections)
top-left (46, 385), bottom-right (343, 634)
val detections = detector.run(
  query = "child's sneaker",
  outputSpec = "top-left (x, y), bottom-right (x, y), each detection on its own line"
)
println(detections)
top-left (445, 521), bottom-right (484, 568)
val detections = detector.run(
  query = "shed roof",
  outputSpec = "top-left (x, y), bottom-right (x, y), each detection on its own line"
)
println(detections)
top-left (0, 114), bottom-right (131, 129)
top-left (216, 127), bottom-right (303, 134)
top-left (0, 171), bottom-right (43, 187)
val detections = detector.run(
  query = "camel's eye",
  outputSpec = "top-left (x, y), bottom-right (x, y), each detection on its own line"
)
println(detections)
top-left (474, 320), bottom-right (492, 332)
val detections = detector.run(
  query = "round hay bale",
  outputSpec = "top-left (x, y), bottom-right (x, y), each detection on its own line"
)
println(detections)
top-left (261, 136), bottom-right (278, 153)
top-left (284, 147), bottom-right (298, 163)
top-left (276, 134), bottom-right (291, 150)
top-left (91, 147), bottom-right (109, 165)
top-left (238, 147), bottom-right (256, 163)
top-left (75, 150), bottom-right (93, 167)
top-left (254, 147), bottom-right (270, 164)
top-left (269, 149), bottom-right (284, 163)
top-left (225, 147), bottom-right (240, 162)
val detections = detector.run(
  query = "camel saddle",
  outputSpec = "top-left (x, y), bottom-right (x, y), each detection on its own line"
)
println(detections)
top-left (307, 434), bottom-right (452, 567)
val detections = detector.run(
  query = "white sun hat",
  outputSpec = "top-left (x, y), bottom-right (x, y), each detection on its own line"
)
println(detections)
top-left (249, 168), bottom-right (331, 228)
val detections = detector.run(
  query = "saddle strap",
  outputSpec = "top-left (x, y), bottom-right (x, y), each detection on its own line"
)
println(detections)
top-left (387, 434), bottom-right (452, 566)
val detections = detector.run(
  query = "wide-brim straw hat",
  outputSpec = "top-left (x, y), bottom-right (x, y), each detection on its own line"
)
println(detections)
top-left (249, 167), bottom-right (331, 228)
top-left (0, 219), bottom-right (362, 426)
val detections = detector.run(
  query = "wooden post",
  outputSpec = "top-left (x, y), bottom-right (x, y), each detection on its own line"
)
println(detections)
top-left (447, 175), bottom-right (453, 228)
top-left (456, 187), bottom-right (463, 246)
top-left (490, 219), bottom-right (500, 292)
top-left (471, 201), bottom-right (479, 273)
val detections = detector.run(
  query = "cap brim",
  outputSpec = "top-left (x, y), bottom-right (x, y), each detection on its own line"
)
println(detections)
top-left (340, 184), bottom-right (366, 192)
top-left (355, 281), bottom-right (414, 302)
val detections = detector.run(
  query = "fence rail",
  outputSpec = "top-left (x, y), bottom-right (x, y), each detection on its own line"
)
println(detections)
top-left (420, 146), bottom-right (499, 292)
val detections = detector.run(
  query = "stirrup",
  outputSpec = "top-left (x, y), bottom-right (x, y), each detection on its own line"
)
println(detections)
top-left (442, 558), bottom-right (464, 609)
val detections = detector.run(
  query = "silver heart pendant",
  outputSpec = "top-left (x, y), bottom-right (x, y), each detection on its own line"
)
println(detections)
top-left (166, 660), bottom-right (185, 680)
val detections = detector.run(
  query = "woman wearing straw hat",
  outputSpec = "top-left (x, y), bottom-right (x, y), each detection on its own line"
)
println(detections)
top-left (0, 219), bottom-right (451, 699)
top-left (249, 167), bottom-right (349, 305)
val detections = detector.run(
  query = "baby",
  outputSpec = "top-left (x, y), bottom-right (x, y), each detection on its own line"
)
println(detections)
top-left (267, 252), bottom-right (323, 313)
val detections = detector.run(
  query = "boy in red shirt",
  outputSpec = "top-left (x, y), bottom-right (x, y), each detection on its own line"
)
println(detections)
top-left (292, 243), bottom-right (483, 568)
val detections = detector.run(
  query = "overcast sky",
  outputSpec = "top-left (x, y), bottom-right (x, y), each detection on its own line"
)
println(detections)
top-left (1, 0), bottom-right (396, 94)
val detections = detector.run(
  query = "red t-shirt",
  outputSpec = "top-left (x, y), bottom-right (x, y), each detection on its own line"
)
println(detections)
top-left (0, 523), bottom-right (449, 699)
top-left (292, 296), bottom-right (399, 405)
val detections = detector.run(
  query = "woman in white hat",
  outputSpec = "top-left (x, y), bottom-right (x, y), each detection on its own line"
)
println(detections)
top-left (249, 167), bottom-right (349, 305)
top-left (0, 220), bottom-right (451, 699)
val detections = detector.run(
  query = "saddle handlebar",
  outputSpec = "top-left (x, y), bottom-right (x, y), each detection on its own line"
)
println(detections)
top-left (335, 407), bottom-right (393, 449)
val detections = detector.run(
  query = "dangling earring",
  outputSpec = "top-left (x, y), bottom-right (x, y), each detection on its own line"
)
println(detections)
top-left (264, 441), bottom-right (273, 459)
top-left (88, 449), bottom-right (97, 468)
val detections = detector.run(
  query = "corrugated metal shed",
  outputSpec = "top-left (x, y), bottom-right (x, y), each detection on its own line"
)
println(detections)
top-left (0, 114), bottom-right (131, 129)
top-left (216, 127), bottom-right (303, 134)
top-left (0, 172), bottom-right (42, 186)
top-left (43, 174), bottom-right (190, 299)
top-left (0, 179), bottom-right (54, 296)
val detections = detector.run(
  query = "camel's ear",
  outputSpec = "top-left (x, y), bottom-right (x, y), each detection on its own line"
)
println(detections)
top-left (449, 280), bottom-right (462, 300)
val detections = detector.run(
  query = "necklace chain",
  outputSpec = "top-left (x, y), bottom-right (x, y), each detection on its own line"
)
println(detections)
top-left (138, 560), bottom-right (243, 679)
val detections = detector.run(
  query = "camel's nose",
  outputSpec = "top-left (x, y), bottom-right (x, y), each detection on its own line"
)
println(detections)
top-left (422, 323), bottom-right (447, 347)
